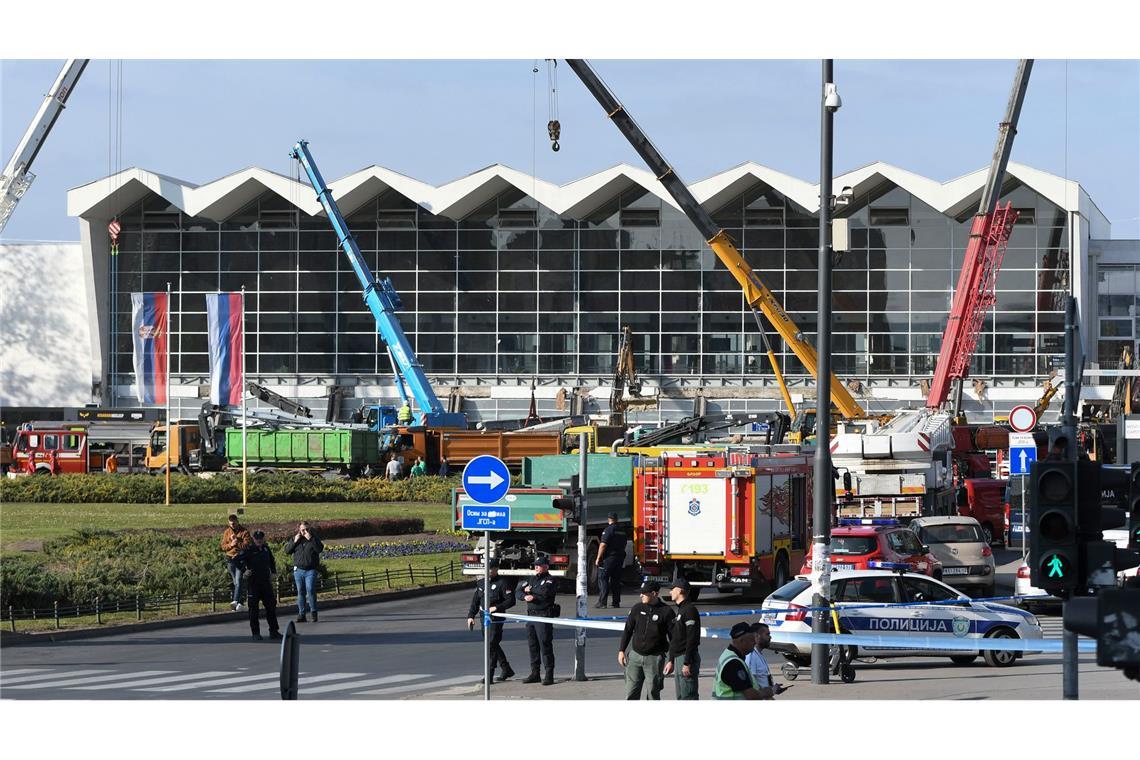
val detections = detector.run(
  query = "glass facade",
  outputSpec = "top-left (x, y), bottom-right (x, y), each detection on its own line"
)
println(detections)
top-left (106, 180), bottom-right (1072, 388)
top-left (1096, 263), bottom-right (1140, 368)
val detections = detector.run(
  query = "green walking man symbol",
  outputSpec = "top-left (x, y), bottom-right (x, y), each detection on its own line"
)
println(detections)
top-left (1047, 555), bottom-right (1065, 578)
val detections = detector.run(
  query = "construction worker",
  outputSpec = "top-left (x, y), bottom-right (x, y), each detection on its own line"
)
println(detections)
top-left (397, 402), bottom-right (413, 425)
top-left (466, 558), bottom-right (516, 683)
top-left (595, 511), bottom-right (626, 608)
top-left (712, 622), bottom-right (763, 699)
top-left (521, 555), bottom-right (558, 685)
top-left (104, 452), bottom-right (119, 473)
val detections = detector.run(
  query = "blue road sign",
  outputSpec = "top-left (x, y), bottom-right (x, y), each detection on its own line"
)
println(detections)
top-left (462, 455), bottom-right (511, 504)
top-left (1010, 445), bottom-right (1037, 475)
top-left (461, 504), bottom-right (511, 532)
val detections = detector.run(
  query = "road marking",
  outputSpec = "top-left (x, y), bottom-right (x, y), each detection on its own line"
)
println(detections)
top-left (209, 672), bottom-right (366, 694)
top-left (138, 672), bottom-right (280, 693)
top-left (356, 674), bottom-right (482, 696)
top-left (72, 671), bottom-right (234, 691)
top-left (4, 670), bottom-right (175, 690)
top-left (292, 673), bottom-right (431, 695)
top-left (0, 669), bottom-right (109, 686)
top-left (0, 669), bottom-right (50, 678)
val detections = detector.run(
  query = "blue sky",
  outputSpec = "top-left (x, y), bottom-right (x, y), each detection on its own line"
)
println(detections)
top-left (2, 58), bottom-right (1137, 241)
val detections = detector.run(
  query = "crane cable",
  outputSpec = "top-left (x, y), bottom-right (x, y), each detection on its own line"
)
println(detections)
top-left (546, 59), bottom-right (560, 152)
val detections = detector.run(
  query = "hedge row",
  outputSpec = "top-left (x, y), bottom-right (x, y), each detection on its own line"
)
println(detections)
top-left (0, 472), bottom-right (460, 504)
top-left (159, 517), bottom-right (424, 543)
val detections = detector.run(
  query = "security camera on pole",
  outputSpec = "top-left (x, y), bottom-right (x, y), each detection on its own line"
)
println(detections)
top-left (811, 59), bottom-right (841, 686)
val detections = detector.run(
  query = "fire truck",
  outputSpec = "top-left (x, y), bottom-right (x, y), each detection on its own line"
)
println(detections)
top-left (634, 451), bottom-right (811, 597)
top-left (10, 426), bottom-right (107, 474)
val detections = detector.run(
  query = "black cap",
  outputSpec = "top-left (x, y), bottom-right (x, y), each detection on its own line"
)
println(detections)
top-left (639, 580), bottom-right (661, 594)
top-left (252, 530), bottom-right (265, 539)
top-left (670, 577), bottom-right (691, 591)
top-left (228, 514), bottom-right (238, 521)
top-left (607, 512), bottom-right (618, 520)
top-left (729, 621), bottom-right (753, 639)
top-left (534, 555), bottom-right (549, 567)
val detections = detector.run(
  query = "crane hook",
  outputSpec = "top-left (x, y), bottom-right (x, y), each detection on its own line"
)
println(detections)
top-left (547, 119), bottom-right (561, 152)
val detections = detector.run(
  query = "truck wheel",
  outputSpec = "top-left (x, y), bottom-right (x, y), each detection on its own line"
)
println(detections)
top-left (981, 523), bottom-right (994, 546)
top-left (774, 554), bottom-right (790, 590)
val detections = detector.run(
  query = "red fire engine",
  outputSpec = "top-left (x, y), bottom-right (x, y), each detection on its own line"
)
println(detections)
top-left (11, 427), bottom-right (105, 475)
top-left (635, 451), bottom-right (811, 597)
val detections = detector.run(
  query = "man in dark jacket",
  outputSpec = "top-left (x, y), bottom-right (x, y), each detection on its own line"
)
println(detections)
top-left (284, 520), bottom-right (323, 623)
top-left (235, 530), bottom-right (281, 641)
top-left (618, 581), bottom-right (676, 699)
top-left (665, 577), bottom-right (701, 699)
top-left (520, 555), bottom-right (558, 685)
top-left (466, 558), bottom-right (516, 683)
top-left (594, 512), bottom-right (627, 609)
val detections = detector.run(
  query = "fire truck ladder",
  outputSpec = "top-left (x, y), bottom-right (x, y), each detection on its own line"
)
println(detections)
top-left (640, 459), bottom-right (665, 564)
top-left (946, 202), bottom-right (1018, 380)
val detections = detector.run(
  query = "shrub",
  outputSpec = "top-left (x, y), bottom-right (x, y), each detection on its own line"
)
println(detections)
top-left (159, 517), bottom-right (424, 543)
top-left (322, 539), bottom-right (472, 560)
top-left (0, 472), bottom-right (461, 504)
top-left (0, 554), bottom-right (64, 610)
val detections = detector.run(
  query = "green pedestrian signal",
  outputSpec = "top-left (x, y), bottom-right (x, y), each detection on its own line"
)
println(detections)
top-left (1040, 553), bottom-right (1070, 581)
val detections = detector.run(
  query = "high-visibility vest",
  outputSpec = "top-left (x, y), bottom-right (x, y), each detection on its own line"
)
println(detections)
top-left (712, 647), bottom-right (758, 699)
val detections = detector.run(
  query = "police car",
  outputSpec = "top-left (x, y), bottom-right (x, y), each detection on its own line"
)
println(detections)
top-left (760, 566), bottom-right (1043, 668)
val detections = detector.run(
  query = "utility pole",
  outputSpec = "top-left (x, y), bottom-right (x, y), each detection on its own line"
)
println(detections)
top-left (811, 59), bottom-right (840, 685)
top-left (574, 433), bottom-right (589, 680)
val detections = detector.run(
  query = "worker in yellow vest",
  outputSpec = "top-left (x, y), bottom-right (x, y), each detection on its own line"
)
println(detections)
top-left (712, 622), bottom-right (764, 699)
top-left (397, 402), bottom-right (413, 425)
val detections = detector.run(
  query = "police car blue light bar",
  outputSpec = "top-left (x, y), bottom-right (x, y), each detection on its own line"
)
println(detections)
top-left (838, 518), bottom-right (900, 526)
top-left (867, 561), bottom-right (911, 570)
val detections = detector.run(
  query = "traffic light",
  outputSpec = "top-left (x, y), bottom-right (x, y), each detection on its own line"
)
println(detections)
top-left (1063, 589), bottom-right (1140, 681)
top-left (554, 475), bottom-right (581, 519)
top-left (1029, 460), bottom-right (1079, 596)
top-left (1129, 463), bottom-right (1140, 551)
top-left (1080, 461), bottom-right (1140, 589)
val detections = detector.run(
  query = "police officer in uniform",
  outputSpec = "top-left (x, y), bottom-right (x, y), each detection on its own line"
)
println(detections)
top-left (712, 622), bottom-right (764, 699)
top-left (466, 557), bottom-right (516, 683)
top-left (595, 512), bottom-right (626, 608)
top-left (618, 581), bottom-right (676, 699)
top-left (521, 555), bottom-right (558, 685)
top-left (666, 577), bottom-right (701, 699)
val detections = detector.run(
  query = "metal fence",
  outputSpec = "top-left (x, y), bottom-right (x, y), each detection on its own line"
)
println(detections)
top-left (4, 559), bottom-right (464, 632)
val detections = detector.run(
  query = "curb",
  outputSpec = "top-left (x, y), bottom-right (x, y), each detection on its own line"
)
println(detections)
top-left (0, 579), bottom-right (474, 648)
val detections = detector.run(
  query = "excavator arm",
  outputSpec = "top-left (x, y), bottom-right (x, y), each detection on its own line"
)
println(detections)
top-left (565, 59), bottom-right (864, 420)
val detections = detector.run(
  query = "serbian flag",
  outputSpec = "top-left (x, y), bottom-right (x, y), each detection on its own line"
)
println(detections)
top-left (131, 292), bottom-right (169, 404)
top-left (206, 292), bottom-right (245, 406)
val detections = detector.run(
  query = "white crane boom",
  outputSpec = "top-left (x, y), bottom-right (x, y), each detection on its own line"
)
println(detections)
top-left (0, 58), bottom-right (89, 234)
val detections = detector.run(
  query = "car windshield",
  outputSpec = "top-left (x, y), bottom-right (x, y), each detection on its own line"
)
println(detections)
top-left (919, 524), bottom-right (983, 544)
top-left (830, 536), bottom-right (879, 555)
top-left (769, 578), bottom-right (811, 602)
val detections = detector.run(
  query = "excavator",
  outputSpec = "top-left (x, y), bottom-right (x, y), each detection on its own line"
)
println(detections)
top-left (564, 60), bottom-right (864, 437)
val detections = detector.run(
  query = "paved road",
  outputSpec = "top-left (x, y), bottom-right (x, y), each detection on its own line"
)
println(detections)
top-left (3, 555), bottom-right (1133, 700)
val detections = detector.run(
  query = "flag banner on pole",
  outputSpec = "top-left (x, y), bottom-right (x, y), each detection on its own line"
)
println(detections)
top-left (206, 292), bottom-right (244, 406)
top-left (130, 292), bottom-right (169, 405)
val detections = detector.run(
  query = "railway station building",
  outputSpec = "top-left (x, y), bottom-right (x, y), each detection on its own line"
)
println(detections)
top-left (4, 159), bottom-right (1136, 425)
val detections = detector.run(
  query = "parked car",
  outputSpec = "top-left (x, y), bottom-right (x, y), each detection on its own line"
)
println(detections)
top-left (763, 569), bottom-right (1042, 668)
top-left (799, 519), bottom-right (942, 578)
top-left (910, 516), bottom-right (996, 597)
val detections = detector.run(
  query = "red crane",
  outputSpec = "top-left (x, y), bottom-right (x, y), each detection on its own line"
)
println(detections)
top-left (926, 60), bottom-right (1034, 416)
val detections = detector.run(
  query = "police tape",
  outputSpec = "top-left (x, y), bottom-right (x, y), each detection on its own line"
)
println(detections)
top-left (581, 594), bottom-right (1054, 621)
top-left (493, 612), bottom-right (1096, 654)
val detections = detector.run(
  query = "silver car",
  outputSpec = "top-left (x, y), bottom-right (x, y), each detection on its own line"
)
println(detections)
top-left (910, 516), bottom-right (996, 597)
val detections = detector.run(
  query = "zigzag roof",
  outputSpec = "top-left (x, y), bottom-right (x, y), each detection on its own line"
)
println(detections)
top-left (68, 160), bottom-right (1110, 236)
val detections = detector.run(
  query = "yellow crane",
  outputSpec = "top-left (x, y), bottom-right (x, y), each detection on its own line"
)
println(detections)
top-left (565, 60), bottom-right (865, 424)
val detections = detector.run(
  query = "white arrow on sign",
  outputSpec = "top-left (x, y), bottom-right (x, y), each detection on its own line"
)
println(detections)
top-left (467, 471), bottom-right (505, 489)
top-left (1019, 450), bottom-right (1028, 471)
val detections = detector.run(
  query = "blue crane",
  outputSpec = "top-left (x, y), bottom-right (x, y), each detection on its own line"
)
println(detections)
top-left (290, 139), bottom-right (466, 429)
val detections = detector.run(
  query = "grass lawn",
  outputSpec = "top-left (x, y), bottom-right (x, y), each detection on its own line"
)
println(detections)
top-left (0, 501), bottom-right (456, 548)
